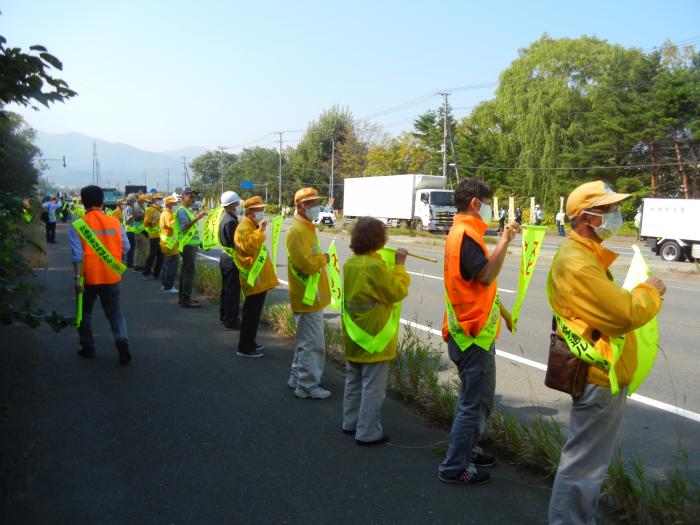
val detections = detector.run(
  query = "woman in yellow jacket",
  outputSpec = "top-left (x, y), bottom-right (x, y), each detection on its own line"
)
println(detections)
top-left (342, 217), bottom-right (410, 445)
top-left (234, 196), bottom-right (279, 358)
top-left (159, 196), bottom-right (180, 293)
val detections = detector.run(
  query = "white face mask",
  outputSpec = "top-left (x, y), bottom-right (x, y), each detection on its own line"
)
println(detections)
top-left (155, 200), bottom-right (164, 207)
top-left (235, 204), bottom-right (242, 215)
top-left (477, 200), bottom-right (492, 224)
top-left (582, 209), bottom-right (623, 240)
top-left (254, 211), bottom-right (265, 223)
top-left (306, 205), bottom-right (321, 221)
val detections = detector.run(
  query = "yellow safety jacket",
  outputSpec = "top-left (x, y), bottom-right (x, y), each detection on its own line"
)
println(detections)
top-left (547, 231), bottom-right (662, 388)
top-left (159, 208), bottom-right (179, 256)
top-left (234, 216), bottom-right (279, 296)
top-left (286, 215), bottom-right (330, 313)
top-left (342, 251), bottom-right (410, 363)
top-left (144, 205), bottom-right (162, 239)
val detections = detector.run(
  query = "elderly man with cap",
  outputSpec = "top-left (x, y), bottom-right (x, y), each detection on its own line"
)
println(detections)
top-left (142, 193), bottom-right (164, 280)
top-left (159, 195), bottom-right (180, 293)
top-left (233, 196), bottom-right (279, 357)
top-left (547, 180), bottom-right (666, 525)
top-left (219, 190), bottom-right (243, 329)
top-left (175, 188), bottom-right (208, 308)
top-left (112, 198), bottom-right (126, 223)
top-left (286, 187), bottom-right (332, 399)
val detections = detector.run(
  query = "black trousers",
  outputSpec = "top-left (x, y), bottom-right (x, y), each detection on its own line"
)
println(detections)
top-left (126, 232), bottom-right (136, 267)
top-left (77, 283), bottom-right (128, 348)
top-left (143, 237), bottom-right (164, 277)
top-left (220, 259), bottom-right (241, 326)
top-left (238, 291), bottom-right (266, 353)
top-left (179, 244), bottom-right (198, 301)
top-left (45, 222), bottom-right (56, 242)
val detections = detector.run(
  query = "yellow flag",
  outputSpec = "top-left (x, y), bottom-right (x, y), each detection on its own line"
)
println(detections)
top-left (270, 214), bottom-right (284, 273)
top-left (326, 240), bottom-right (343, 310)
top-left (623, 245), bottom-right (659, 395)
top-left (511, 225), bottom-right (547, 331)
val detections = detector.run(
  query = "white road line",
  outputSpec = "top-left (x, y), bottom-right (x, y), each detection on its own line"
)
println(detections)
top-left (199, 252), bottom-right (700, 423)
top-left (405, 271), bottom-right (516, 294)
top-left (397, 318), bottom-right (700, 423)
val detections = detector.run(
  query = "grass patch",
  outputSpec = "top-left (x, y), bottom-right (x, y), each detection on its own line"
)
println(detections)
top-left (261, 302), bottom-right (295, 338)
top-left (193, 259), bottom-right (222, 301)
top-left (23, 221), bottom-right (46, 268)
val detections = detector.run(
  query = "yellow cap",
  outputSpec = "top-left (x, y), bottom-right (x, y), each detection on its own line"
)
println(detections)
top-left (138, 194), bottom-right (151, 202)
top-left (294, 187), bottom-right (320, 205)
top-left (244, 196), bottom-right (265, 209)
top-left (164, 196), bottom-right (179, 205)
top-left (566, 180), bottom-right (630, 219)
top-left (152, 192), bottom-right (164, 200)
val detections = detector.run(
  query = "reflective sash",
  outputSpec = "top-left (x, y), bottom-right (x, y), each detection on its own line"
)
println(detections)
top-left (445, 292), bottom-right (500, 352)
top-left (552, 311), bottom-right (625, 395)
top-left (23, 211), bottom-right (32, 223)
top-left (288, 258), bottom-right (321, 306)
top-left (233, 243), bottom-right (267, 286)
top-left (342, 302), bottom-right (401, 354)
top-left (72, 218), bottom-right (126, 276)
top-left (75, 275), bottom-right (84, 327)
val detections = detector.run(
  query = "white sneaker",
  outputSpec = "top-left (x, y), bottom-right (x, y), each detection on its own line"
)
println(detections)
top-left (163, 287), bottom-right (178, 293)
top-left (294, 386), bottom-right (331, 399)
top-left (287, 376), bottom-right (297, 389)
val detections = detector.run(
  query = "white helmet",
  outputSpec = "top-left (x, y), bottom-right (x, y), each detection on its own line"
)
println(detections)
top-left (220, 191), bottom-right (241, 207)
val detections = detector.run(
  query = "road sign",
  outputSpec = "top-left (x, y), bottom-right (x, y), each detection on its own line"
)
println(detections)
top-left (241, 181), bottom-right (254, 190)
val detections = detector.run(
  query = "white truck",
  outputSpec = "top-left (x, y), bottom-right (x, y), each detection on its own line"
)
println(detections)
top-left (343, 174), bottom-right (455, 232)
top-left (640, 198), bottom-right (700, 262)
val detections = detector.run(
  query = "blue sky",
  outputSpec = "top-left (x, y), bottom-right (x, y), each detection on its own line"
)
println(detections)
top-left (4, 0), bottom-right (700, 152)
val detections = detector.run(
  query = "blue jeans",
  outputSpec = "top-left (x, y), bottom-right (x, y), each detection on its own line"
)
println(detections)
top-left (558, 223), bottom-right (565, 236)
top-left (78, 283), bottom-right (128, 348)
top-left (438, 336), bottom-right (496, 477)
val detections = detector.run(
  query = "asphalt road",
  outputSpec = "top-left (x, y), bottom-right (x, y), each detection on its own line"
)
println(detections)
top-left (203, 218), bottom-right (700, 480)
top-left (2, 225), bottom-right (564, 525)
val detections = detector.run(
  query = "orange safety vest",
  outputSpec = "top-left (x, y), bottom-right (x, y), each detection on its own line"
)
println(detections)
top-left (442, 213), bottom-right (500, 342)
top-left (79, 209), bottom-right (124, 285)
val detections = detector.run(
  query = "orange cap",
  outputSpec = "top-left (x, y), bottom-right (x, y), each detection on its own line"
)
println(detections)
top-left (566, 181), bottom-right (630, 219)
top-left (294, 187), bottom-right (320, 205)
top-left (244, 196), bottom-right (265, 209)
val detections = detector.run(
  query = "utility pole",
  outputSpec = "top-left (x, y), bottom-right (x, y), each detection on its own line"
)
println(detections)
top-left (437, 92), bottom-right (449, 181)
top-left (181, 157), bottom-right (190, 188)
top-left (330, 137), bottom-right (335, 203)
top-left (218, 146), bottom-right (226, 196)
top-left (274, 131), bottom-right (283, 209)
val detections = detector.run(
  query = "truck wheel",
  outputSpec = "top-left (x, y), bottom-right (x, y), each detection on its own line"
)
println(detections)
top-left (411, 218), bottom-right (422, 230)
top-left (660, 240), bottom-right (685, 262)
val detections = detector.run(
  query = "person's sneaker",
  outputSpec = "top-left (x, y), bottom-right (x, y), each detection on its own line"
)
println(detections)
top-left (294, 386), bottom-right (331, 399)
top-left (255, 342), bottom-right (265, 352)
top-left (77, 346), bottom-right (96, 358)
top-left (163, 287), bottom-right (178, 294)
top-left (115, 339), bottom-right (131, 365)
top-left (236, 349), bottom-right (263, 358)
top-left (181, 299), bottom-right (202, 308)
top-left (470, 445), bottom-right (495, 467)
top-left (356, 435), bottom-right (390, 446)
top-left (287, 376), bottom-right (297, 389)
top-left (438, 464), bottom-right (490, 485)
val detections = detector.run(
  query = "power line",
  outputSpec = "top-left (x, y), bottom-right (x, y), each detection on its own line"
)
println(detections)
top-left (454, 161), bottom-right (691, 172)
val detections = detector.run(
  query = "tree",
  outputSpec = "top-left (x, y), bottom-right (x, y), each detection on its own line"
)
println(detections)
top-left (190, 150), bottom-right (238, 196)
top-left (0, 112), bottom-right (41, 193)
top-left (0, 35), bottom-right (77, 109)
top-left (364, 132), bottom-right (430, 176)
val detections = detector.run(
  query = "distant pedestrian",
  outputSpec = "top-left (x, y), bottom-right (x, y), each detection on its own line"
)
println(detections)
top-left (286, 187), bottom-right (332, 398)
top-left (219, 190), bottom-right (242, 330)
top-left (515, 207), bottom-right (522, 225)
top-left (175, 188), bottom-right (208, 308)
top-left (555, 210), bottom-right (566, 236)
top-left (70, 185), bottom-right (131, 365)
top-left (234, 196), bottom-right (279, 357)
top-left (342, 217), bottom-right (409, 445)
top-left (438, 178), bottom-right (519, 485)
top-left (132, 194), bottom-right (149, 271)
top-left (123, 194), bottom-right (138, 268)
top-left (42, 196), bottom-right (62, 243)
top-left (547, 181), bottom-right (665, 524)
top-left (498, 208), bottom-right (506, 233)
top-left (159, 196), bottom-right (180, 293)
top-left (535, 204), bottom-right (544, 225)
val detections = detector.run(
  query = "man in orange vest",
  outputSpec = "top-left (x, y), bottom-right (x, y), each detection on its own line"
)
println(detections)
top-left (438, 178), bottom-right (520, 485)
top-left (70, 185), bottom-right (132, 365)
